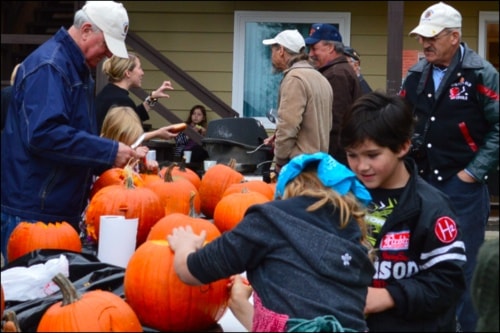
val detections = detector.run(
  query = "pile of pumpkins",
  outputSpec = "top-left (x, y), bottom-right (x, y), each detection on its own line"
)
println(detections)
top-left (2, 159), bottom-right (276, 332)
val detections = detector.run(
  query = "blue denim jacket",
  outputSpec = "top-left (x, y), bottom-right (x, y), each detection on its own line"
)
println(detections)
top-left (1, 28), bottom-right (118, 225)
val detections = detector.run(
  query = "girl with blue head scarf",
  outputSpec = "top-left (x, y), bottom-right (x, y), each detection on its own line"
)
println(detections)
top-left (168, 152), bottom-right (374, 332)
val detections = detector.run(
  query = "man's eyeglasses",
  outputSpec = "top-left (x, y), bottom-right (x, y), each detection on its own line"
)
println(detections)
top-left (415, 29), bottom-right (453, 43)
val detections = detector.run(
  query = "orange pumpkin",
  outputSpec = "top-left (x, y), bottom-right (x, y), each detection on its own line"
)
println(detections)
top-left (85, 172), bottom-right (165, 247)
top-left (7, 221), bottom-right (82, 262)
top-left (90, 166), bottom-right (144, 199)
top-left (198, 159), bottom-right (244, 218)
top-left (147, 212), bottom-right (221, 242)
top-left (146, 164), bottom-right (201, 216)
top-left (37, 273), bottom-right (142, 332)
top-left (138, 172), bottom-right (162, 187)
top-left (124, 240), bottom-right (228, 331)
top-left (1, 284), bottom-right (4, 319)
top-left (214, 189), bottom-right (270, 233)
top-left (223, 180), bottom-right (274, 200)
top-left (160, 161), bottom-right (201, 190)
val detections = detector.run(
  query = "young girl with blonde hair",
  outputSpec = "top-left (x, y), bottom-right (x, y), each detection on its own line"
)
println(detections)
top-left (101, 106), bottom-right (179, 172)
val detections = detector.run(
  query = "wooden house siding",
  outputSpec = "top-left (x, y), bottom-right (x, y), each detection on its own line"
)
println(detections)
top-left (121, 1), bottom-right (497, 127)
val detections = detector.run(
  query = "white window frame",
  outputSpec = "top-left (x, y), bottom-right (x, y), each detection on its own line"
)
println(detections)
top-left (478, 11), bottom-right (499, 59)
top-left (232, 11), bottom-right (351, 129)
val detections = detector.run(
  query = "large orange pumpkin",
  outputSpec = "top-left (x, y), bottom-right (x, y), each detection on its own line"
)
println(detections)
top-left (7, 221), bottom-right (82, 262)
top-left (37, 273), bottom-right (142, 332)
top-left (85, 173), bottom-right (165, 247)
top-left (214, 189), bottom-right (270, 233)
top-left (198, 159), bottom-right (244, 218)
top-left (124, 240), bottom-right (229, 331)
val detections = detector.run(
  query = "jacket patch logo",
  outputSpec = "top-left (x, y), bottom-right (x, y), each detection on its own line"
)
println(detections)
top-left (341, 252), bottom-right (352, 266)
top-left (434, 216), bottom-right (458, 243)
top-left (449, 78), bottom-right (471, 101)
top-left (380, 231), bottom-right (410, 250)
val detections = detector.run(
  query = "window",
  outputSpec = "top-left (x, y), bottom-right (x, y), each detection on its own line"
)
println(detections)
top-left (232, 11), bottom-right (351, 129)
top-left (478, 11), bottom-right (499, 71)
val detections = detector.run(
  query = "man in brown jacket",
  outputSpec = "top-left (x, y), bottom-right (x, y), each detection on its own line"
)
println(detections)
top-left (306, 24), bottom-right (362, 165)
top-left (262, 29), bottom-right (333, 172)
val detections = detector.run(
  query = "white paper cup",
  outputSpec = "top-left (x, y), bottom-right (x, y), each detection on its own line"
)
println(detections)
top-left (183, 150), bottom-right (192, 163)
top-left (97, 216), bottom-right (138, 268)
top-left (146, 149), bottom-right (156, 161)
top-left (204, 160), bottom-right (217, 171)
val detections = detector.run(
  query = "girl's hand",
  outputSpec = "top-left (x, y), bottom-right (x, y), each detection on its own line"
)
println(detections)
top-left (195, 124), bottom-right (206, 135)
top-left (135, 145), bottom-right (148, 159)
top-left (168, 225), bottom-right (206, 252)
top-left (228, 274), bottom-right (252, 301)
top-left (144, 160), bottom-right (159, 174)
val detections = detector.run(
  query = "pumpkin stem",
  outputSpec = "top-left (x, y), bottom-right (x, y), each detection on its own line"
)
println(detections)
top-left (123, 165), bottom-right (137, 189)
top-left (52, 272), bottom-right (82, 306)
top-left (164, 163), bottom-right (177, 183)
top-left (126, 157), bottom-right (139, 169)
top-left (179, 158), bottom-right (188, 171)
top-left (2, 311), bottom-right (21, 332)
top-left (187, 191), bottom-right (199, 218)
top-left (228, 158), bottom-right (237, 170)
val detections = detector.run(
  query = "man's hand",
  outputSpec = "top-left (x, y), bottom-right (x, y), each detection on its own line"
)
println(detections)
top-left (114, 142), bottom-right (141, 168)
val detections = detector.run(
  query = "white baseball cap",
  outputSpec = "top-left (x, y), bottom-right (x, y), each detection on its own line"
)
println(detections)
top-left (83, 1), bottom-right (129, 58)
top-left (263, 29), bottom-right (305, 54)
top-left (409, 2), bottom-right (462, 38)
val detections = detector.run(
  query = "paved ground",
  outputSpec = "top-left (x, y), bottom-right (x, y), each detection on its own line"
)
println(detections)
top-left (485, 230), bottom-right (499, 240)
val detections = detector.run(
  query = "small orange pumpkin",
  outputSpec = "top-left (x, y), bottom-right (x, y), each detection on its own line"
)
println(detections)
top-left (160, 161), bottom-right (201, 189)
top-left (223, 179), bottom-right (274, 200)
top-left (37, 273), bottom-right (142, 332)
top-left (146, 164), bottom-right (201, 216)
top-left (90, 166), bottom-right (144, 199)
top-left (214, 189), bottom-right (270, 233)
top-left (198, 159), bottom-right (244, 218)
top-left (138, 172), bottom-right (162, 187)
top-left (7, 221), bottom-right (82, 262)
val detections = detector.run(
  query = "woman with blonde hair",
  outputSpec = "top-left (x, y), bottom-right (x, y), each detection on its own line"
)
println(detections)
top-left (95, 52), bottom-right (174, 132)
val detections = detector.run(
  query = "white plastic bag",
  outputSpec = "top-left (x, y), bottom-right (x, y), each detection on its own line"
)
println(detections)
top-left (1, 254), bottom-right (69, 301)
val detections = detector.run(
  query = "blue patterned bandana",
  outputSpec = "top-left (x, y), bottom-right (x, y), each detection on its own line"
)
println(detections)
top-left (275, 152), bottom-right (372, 205)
